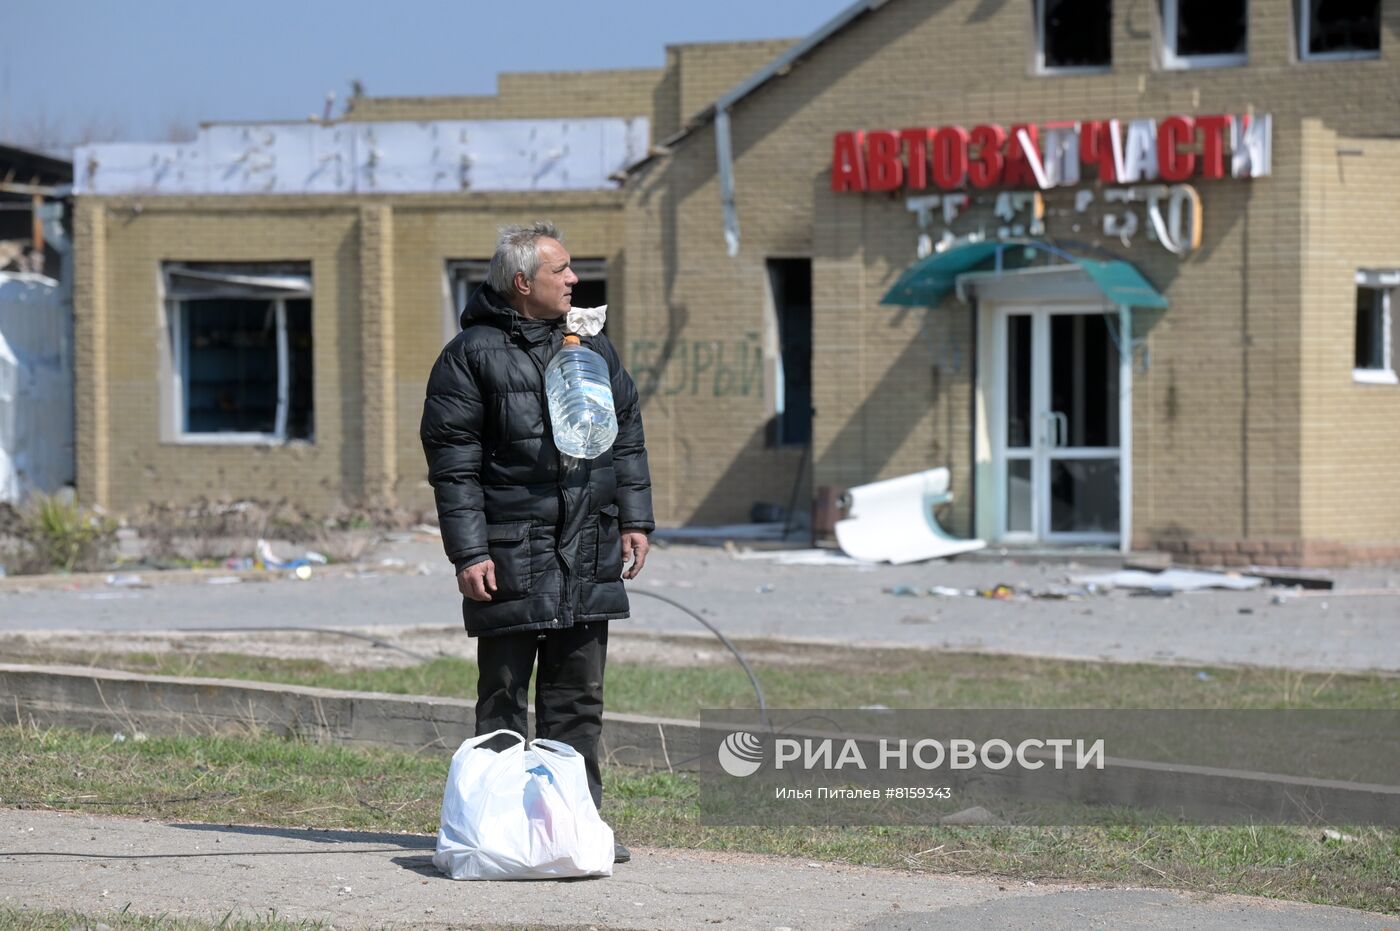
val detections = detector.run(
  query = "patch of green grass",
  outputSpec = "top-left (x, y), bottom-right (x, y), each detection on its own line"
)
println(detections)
top-left (2, 725), bottom-right (1397, 916)
top-left (0, 904), bottom-right (330, 930)
top-left (13, 644), bottom-right (1400, 715)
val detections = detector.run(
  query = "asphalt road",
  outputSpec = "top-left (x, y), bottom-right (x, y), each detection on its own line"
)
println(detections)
top-left (3, 540), bottom-right (1398, 672)
top-left (1, 810), bottom-right (1392, 930)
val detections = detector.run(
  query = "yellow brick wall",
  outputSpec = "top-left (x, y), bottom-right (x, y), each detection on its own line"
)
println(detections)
top-left (623, 0), bottom-right (1400, 540)
top-left (1298, 122), bottom-right (1400, 543)
top-left (344, 69), bottom-right (664, 123)
top-left (346, 39), bottom-right (797, 141)
top-left (74, 192), bottom-right (625, 518)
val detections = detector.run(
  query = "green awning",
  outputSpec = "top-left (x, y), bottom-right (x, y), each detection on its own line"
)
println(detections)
top-left (880, 240), bottom-right (1168, 310)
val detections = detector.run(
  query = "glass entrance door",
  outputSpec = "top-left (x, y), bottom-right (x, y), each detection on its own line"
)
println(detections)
top-left (999, 307), bottom-right (1121, 543)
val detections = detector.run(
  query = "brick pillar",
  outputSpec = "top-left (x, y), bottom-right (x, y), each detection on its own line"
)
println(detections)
top-left (358, 204), bottom-right (397, 507)
top-left (72, 200), bottom-right (109, 508)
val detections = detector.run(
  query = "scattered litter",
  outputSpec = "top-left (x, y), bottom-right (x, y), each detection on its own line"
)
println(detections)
top-left (729, 547), bottom-right (873, 568)
top-left (379, 557), bottom-right (407, 568)
top-left (884, 585), bottom-right (921, 597)
top-left (980, 584), bottom-right (1015, 601)
top-left (206, 576), bottom-right (243, 585)
top-left (417, 563), bottom-right (434, 576)
top-left (255, 539), bottom-right (312, 571)
top-left (929, 585), bottom-right (968, 597)
top-left (1238, 607), bottom-right (1254, 615)
top-left (1073, 568), bottom-right (1266, 593)
top-left (413, 523), bottom-right (442, 537)
top-left (1028, 584), bottom-right (1096, 600)
top-left (1196, 671), bottom-right (1213, 681)
top-left (290, 565), bottom-right (313, 581)
top-left (755, 583), bottom-right (775, 594)
top-left (1322, 829), bottom-right (1357, 843)
top-left (1270, 594), bottom-right (1289, 605)
top-left (78, 592), bottom-right (141, 600)
top-left (859, 704), bottom-right (892, 711)
top-left (304, 550), bottom-right (329, 565)
top-left (104, 573), bottom-right (147, 588)
top-left (224, 557), bottom-right (254, 571)
top-left (112, 732), bottom-right (126, 743)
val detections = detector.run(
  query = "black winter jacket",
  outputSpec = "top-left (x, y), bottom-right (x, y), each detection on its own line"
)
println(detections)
top-left (420, 284), bottom-right (654, 637)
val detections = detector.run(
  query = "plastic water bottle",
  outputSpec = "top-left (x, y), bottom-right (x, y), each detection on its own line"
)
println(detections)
top-left (545, 334), bottom-right (617, 459)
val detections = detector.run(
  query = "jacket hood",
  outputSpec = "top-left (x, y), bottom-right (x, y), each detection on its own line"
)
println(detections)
top-left (460, 283), bottom-right (562, 345)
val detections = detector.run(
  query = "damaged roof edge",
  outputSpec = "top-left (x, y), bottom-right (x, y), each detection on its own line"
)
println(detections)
top-left (642, 0), bottom-right (890, 256)
top-left (656, 0), bottom-right (890, 150)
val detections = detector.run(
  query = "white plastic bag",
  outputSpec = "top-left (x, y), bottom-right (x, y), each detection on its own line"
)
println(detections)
top-left (432, 729), bottom-right (615, 880)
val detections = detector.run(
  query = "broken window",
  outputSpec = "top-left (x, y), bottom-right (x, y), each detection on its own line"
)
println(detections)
top-left (1163, 0), bottom-right (1247, 66)
top-left (164, 263), bottom-right (314, 441)
top-left (447, 258), bottom-right (608, 339)
top-left (1301, 0), bottom-right (1380, 59)
top-left (766, 259), bottom-right (813, 447)
top-left (1038, 0), bottom-right (1112, 71)
top-left (1353, 278), bottom-right (1396, 384)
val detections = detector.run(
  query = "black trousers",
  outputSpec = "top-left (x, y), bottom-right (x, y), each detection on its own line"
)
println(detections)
top-left (474, 621), bottom-right (608, 810)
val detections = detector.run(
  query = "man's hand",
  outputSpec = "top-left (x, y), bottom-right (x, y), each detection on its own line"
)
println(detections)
top-left (458, 560), bottom-right (497, 602)
top-left (621, 531), bottom-right (650, 580)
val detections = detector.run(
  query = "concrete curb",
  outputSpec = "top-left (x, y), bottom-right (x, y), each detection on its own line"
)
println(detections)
top-left (0, 562), bottom-right (423, 593)
top-left (0, 662), bottom-right (710, 770)
top-left (3, 663), bottom-right (1398, 827)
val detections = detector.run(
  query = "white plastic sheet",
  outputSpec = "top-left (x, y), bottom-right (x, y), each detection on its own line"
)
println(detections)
top-left (1072, 569), bottom-right (1266, 592)
top-left (433, 729), bottom-right (614, 881)
top-left (0, 273), bottom-right (71, 504)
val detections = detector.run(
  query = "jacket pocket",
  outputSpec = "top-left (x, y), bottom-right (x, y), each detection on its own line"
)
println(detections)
top-left (595, 504), bottom-right (623, 582)
top-left (486, 521), bottom-right (532, 598)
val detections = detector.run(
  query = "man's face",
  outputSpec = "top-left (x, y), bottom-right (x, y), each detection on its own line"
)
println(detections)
top-left (515, 237), bottom-right (578, 320)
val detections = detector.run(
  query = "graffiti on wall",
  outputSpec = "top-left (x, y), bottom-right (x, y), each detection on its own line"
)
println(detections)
top-left (629, 332), bottom-right (763, 398)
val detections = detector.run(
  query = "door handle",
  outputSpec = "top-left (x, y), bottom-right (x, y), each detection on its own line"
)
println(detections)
top-left (1050, 411), bottom-right (1069, 448)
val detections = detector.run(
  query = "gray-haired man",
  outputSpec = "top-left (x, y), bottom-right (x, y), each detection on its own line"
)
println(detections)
top-left (421, 222), bottom-right (654, 865)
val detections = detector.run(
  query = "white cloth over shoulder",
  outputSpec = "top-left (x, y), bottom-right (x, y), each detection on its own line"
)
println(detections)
top-left (565, 304), bottom-right (607, 337)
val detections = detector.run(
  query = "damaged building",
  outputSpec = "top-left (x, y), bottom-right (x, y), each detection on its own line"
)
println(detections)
top-left (72, 0), bottom-right (1400, 565)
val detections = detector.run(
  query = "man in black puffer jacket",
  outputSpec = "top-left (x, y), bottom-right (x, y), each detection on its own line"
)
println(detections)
top-left (421, 222), bottom-right (653, 864)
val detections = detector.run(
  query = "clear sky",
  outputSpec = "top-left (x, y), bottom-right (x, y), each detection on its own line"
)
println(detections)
top-left (4, 0), bottom-right (850, 155)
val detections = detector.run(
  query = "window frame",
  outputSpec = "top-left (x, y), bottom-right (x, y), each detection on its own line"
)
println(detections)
top-left (1034, 0), bottom-right (1114, 75)
top-left (1160, 0), bottom-right (1249, 70)
top-left (163, 262), bottom-right (314, 445)
top-left (1353, 275), bottom-right (1397, 385)
top-left (1297, 0), bottom-right (1381, 62)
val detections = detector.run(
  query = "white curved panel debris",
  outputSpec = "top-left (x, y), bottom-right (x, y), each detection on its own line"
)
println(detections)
top-left (835, 467), bottom-right (986, 564)
top-left (74, 117), bottom-right (650, 195)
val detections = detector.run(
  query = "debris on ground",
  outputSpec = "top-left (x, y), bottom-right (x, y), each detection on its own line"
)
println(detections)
top-left (728, 547), bottom-right (874, 568)
top-left (1072, 568), bottom-right (1266, 593)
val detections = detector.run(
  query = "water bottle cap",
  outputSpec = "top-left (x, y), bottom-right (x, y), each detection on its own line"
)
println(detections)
top-left (562, 334), bottom-right (581, 346)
